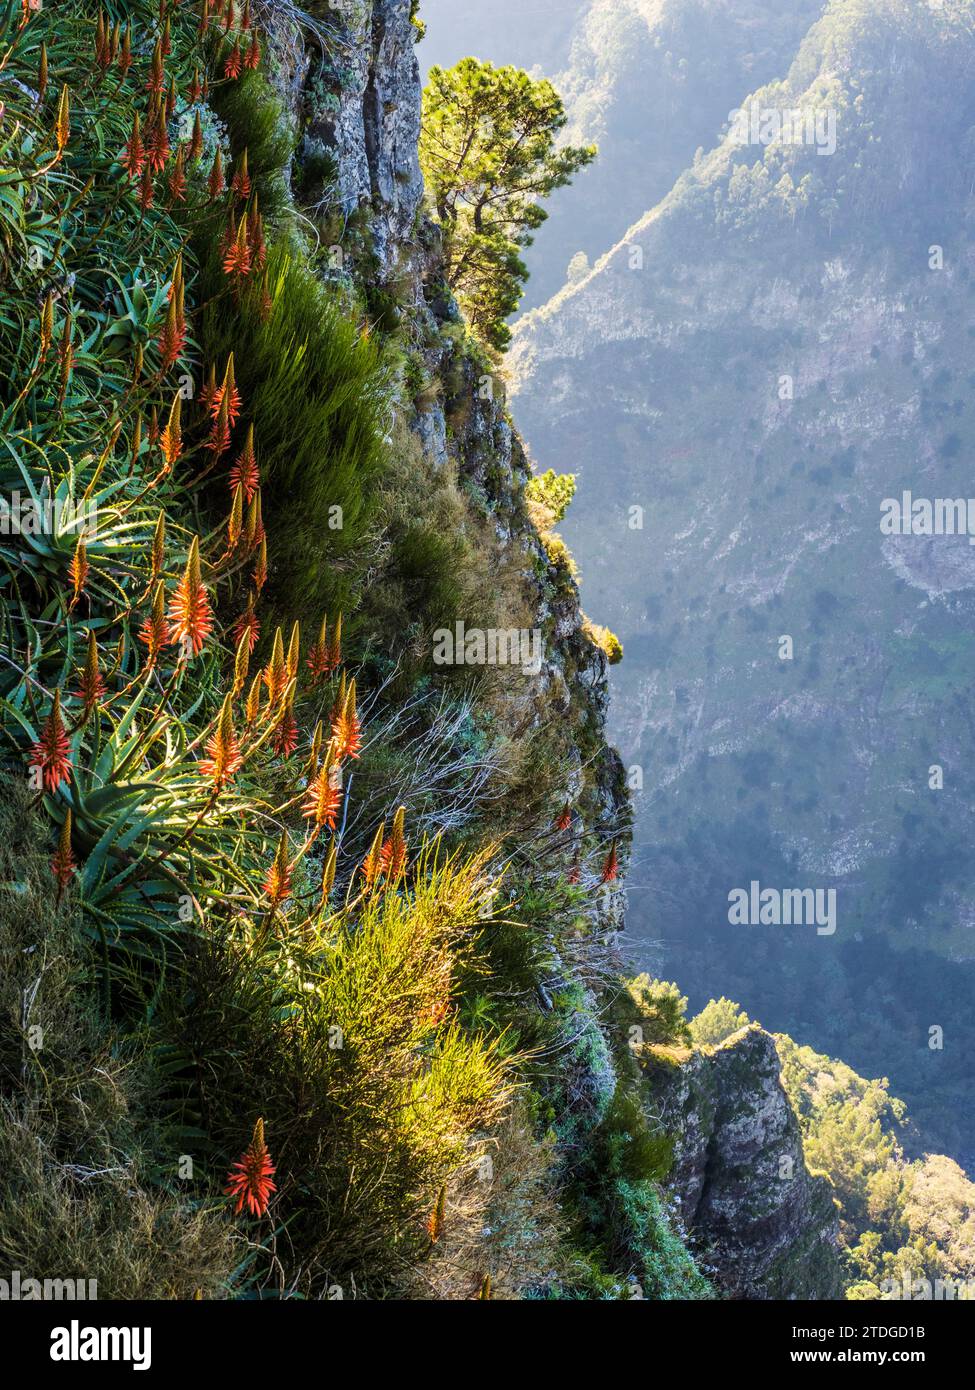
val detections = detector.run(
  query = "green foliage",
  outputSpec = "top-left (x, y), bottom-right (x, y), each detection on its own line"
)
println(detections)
top-left (0, 780), bottom-right (235, 1298)
top-left (420, 59), bottom-right (596, 349)
top-left (690, 996), bottom-right (752, 1048)
top-left (777, 1032), bottom-right (975, 1299)
top-left (526, 468), bottom-right (576, 523)
top-left (625, 975), bottom-right (692, 1046)
top-left (159, 843), bottom-right (515, 1295)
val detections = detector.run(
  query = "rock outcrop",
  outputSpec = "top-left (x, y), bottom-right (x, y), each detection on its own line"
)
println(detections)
top-left (649, 1026), bottom-right (842, 1298)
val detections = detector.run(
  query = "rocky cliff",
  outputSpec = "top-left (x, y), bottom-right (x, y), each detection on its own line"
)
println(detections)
top-left (646, 1026), bottom-right (841, 1298)
top-left (264, 0), bottom-right (848, 1297)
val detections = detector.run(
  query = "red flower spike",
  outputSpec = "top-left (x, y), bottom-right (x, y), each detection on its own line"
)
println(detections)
top-left (51, 808), bottom-right (76, 901)
top-left (211, 354), bottom-right (241, 425)
top-left (232, 598), bottom-right (260, 655)
top-left (600, 842), bottom-right (619, 884)
top-left (167, 536), bottom-right (212, 659)
top-left (263, 833), bottom-right (292, 905)
top-left (121, 111), bottom-right (144, 177)
top-left (331, 677), bottom-right (361, 761)
top-left (224, 1117), bottom-right (276, 1218)
top-left (73, 629), bottom-right (106, 716)
top-left (224, 40), bottom-right (242, 81)
top-left (303, 749), bottom-right (341, 830)
top-left (207, 146), bottom-right (225, 200)
top-left (139, 582), bottom-right (169, 668)
top-left (229, 424), bottom-right (259, 502)
top-left (30, 690), bottom-right (72, 793)
top-left (200, 694), bottom-right (242, 787)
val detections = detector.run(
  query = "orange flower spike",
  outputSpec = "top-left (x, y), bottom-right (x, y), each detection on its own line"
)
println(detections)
top-left (167, 536), bottom-right (213, 659)
top-left (138, 161), bottom-right (155, 211)
top-left (159, 393), bottom-right (182, 468)
top-left (157, 292), bottom-right (185, 367)
top-left (329, 670), bottom-right (347, 726)
top-left (39, 291), bottom-right (54, 360)
top-left (51, 808), bottom-right (76, 901)
top-left (332, 678), bottom-right (361, 761)
top-left (381, 805), bottom-right (408, 881)
top-left (252, 535), bottom-right (267, 593)
top-left (262, 627), bottom-right (287, 709)
top-left (308, 719), bottom-right (325, 769)
top-left (244, 30), bottom-right (261, 70)
top-left (74, 629), bottom-right (106, 717)
top-left (243, 672), bottom-right (262, 728)
top-left (189, 110), bottom-right (204, 163)
top-left (250, 491), bottom-right (265, 550)
top-left (306, 615), bottom-right (331, 683)
top-left (232, 626), bottom-right (251, 697)
top-left (118, 24), bottom-right (132, 76)
top-left (227, 481), bottom-right (244, 551)
top-left (207, 145), bottom-right (225, 199)
top-left (146, 37), bottom-right (164, 93)
top-left (555, 804), bottom-right (572, 832)
top-left (167, 142), bottom-right (186, 202)
top-left (68, 535), bottom-right (89, 607)
top-left (231, 148), bottom-right (250, 200)
top-left (229, 423), bottom-right (259, 502)
top-left (272, 692), bottom-right (298, 759)
top-left (567, 853), bottom-right (581, 886)
top-left (285, 621), bottom-right (300, 684)
top-left (223, 0), bottom-right (236, 34)
top-left (303, 747), bottom-right (341, 831)
top-left (205, 391), bottom-right (231, 455)
top-left (54, 85), bottom-right (70, 151)
top-left (165, 75), bottom-right (178, 122)
top-left (121, 111), bottom-right (144, 177)
top-left (197, 0), bottom-right (210, 38)
top-left (222, 215), bottom-right (251, 279)
top-left (224, 1117), bottom-right (276, 1218)
top-left (600, 841), bottom-right (619, 884)
top-left (150, 510), bottom-right (166, 582)
top-left (213, 353), bottom-right (241, 425)
top-left (224, 38), bottom-right (243, 80)
top-left (189, 67), bottom-right (202, 103)
top-left (147, 105), bottom-right (170, 173)
top-left (361, 821), bottom-right (385, 890)
top-left (200, 693), bottom-right (242, 788)
top-left (139, 581), bottom-right (169, 667)
top-left (427, 1183), bottom-right (446, 1244)
top-left (161, 15), bottom-right (172, 56)
top-left (263, 832), bottom-right (292, 906)
top-left (109, 20), bottom-right (120, 65)
top-left (241, 0), bottom-right (251, 30)
top-left (94, 12), bottom-right (107, 69)
top-left (30, 690), bottom-right (72, 794)
top-left (320, 841), bottom-right (337, 905)
top-left (38, 42), bottom-right (48, 102)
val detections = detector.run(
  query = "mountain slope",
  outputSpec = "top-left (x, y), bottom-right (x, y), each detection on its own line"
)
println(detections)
top-left (509, 0), bottom-right (975, 1166)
